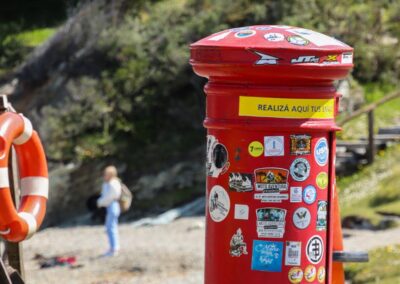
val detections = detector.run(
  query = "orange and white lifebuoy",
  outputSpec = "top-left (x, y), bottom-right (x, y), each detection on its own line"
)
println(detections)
top-left (0, 112), bottom-right (48, 242)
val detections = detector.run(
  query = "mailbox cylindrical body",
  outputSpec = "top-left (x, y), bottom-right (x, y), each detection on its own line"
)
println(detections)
top-left (190, 26), bottom-right (353, 284)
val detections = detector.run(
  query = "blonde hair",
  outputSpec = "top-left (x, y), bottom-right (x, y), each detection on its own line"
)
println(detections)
top-left (104, 165), bottom-right (118, 178)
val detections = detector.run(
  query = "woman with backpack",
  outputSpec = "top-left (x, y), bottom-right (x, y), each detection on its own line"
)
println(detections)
top-left (97, 165), bottom-right (122, 257)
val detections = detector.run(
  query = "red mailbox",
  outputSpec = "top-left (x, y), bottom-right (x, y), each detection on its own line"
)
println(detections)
top-left (190, 25), bottom-right (353, 284)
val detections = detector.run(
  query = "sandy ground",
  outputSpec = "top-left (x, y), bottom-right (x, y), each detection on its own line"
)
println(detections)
top-left (22, 217), bottom-right (400, 284)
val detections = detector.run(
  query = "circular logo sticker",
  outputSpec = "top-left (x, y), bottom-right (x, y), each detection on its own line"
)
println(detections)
top-left (293, 207), bottom-right (311, 229)
top-left (235, 29), bottom-right (256, 38)
top-left (264, 32), bottom-right (285, 42)
top-left (304, 265), bottom-right (317, 282)
top-left (303, 185), bottom-right (317, 205)
top-left (317, 267), bottom-right (326, 283)
top-left (248, 141), bottom-right (264, 157)
top-left (316, 172), bottom-right (328, 189)
top-left (290, 158), bottom-right (311, 181)
top-left (287, 35), bottom-right (309, 46)
top-left (314, 138), bottom-right (329, 166)
top-left (209, 185), bottom-right (230, 222)
top-left (288, 267), bottom-right (303, 284)
top-left (306, 235), bottom-right (324, 264)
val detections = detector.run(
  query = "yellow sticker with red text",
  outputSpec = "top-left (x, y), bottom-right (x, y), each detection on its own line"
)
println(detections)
top-left (239, 96), bottom-right (335, 119)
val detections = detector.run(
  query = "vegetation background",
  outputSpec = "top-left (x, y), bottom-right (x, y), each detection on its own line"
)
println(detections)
top-left (0, 0), bottom-right (399, 283)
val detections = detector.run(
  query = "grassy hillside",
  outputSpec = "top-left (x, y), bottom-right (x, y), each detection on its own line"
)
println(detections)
top-left (338, 144), bottom-right (400, 225)
top-left (346, 245), bottom-right (400, 284)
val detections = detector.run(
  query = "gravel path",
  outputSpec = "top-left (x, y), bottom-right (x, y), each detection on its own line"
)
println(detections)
top-left (24, 217), bottom-right (205, 284)
top-left (21, 217), bottom-right (400, 284)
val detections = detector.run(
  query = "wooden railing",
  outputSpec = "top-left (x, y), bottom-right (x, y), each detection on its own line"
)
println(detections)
top-left (338, 90), bottom-right (400, 164)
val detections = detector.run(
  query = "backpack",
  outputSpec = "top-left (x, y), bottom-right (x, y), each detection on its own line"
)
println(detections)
top-left (119, 182), bottom-right (133, 213)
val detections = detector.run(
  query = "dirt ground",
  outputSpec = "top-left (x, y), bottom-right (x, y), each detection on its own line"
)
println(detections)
top-left (23, 217), bottom-right (400, 284)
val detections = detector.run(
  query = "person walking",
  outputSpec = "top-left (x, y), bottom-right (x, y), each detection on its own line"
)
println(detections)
top-left (97, 165), bottom-right (122, 257)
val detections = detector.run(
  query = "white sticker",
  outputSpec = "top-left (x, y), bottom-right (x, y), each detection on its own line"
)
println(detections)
top-left (342, 52), bottom-right (353, 64)
top-left (306, 235), bottom-right (324, 264)
top-left (209, 185), bottom-right (230, 222)
top-left (230, 228), bottom-right (248, 257)
top-left (234, 204), bottom-right (249, 220)
top-left (256, 208), bottom-right (287, 238)
top-left (264, 32), bottom-right (285, 42)
top-left (288, 28), bottom-right (346, 47)
top-left (290, 158), bottom-right (311, 181)
top-left (290, 187), bottom-right (302, 203)
top-left (285, 241), bottom-right (302, 266)
top-left (254, 193), bottom-right (289, 203)
top-left (208, 31), bottom-right (231, 41)
top-left (264, 136), bottom-right (284, 157)
top-left (253, 51), bottom-right (279, 65)
top-left (293, 207), bottom-right (311, 229)
top-left (303, 185), bottom-right (317, 205)
top-left (229, 173), bottom-right (253, 192)
top-left (206, 135), bottom-right (229, 178)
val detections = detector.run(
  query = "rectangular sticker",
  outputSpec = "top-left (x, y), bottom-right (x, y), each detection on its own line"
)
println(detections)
top-left (254, 168), bottom-right (289, 192)
top-left (229, 173), bottom-right (253, 192)
top-left (252, 240), bottom-right (283, 272)
top-left (290, 187), bottom-right (303, 203)
top-left (341, 52), bottom-right (353, 64)
top-left (239, 96), bottom-right (335, 119)
top-left (234, 204), bottom-right (249, 220)
top-left (254, 193), bottom-right (289, 203)
top-left (288, 28), bottom-right (346, 47)
top-left (317, 201), bottom-right (328, 231)
top-left (256, 208), bottom-right (286, 238)
top-left (285, 241), bottom-right (302, 266)
top-left (264, 136), bottom-right (284, 156)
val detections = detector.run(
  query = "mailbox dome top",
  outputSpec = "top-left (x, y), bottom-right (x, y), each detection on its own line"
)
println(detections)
top-left (191, 25), bottom-right (352, 51)
top-left (190, 25), bottom-right (353, 82)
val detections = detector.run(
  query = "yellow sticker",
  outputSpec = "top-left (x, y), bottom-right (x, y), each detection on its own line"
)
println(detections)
top-left (317, 267), bottom-right (326, 283)
top-left (316, 172), bottom-right (329, 189)
top-left (288, 267), bottom-right (303, 284)
top-left (304, 265), bottom-right (317, 282)
top-left (248, 141), bottom-right (264, 157)
top-left (239, 96), bottom-right (335, 119)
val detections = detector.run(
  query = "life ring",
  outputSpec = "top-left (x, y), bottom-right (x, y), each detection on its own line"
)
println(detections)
top-left (0, 112), bottom-right (48, 242)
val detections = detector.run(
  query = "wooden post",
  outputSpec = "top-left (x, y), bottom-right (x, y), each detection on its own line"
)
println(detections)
top-left (367, 110), bottom-right (375, 164)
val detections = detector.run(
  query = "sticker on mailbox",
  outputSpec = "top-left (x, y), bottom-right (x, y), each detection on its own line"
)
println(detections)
top-left (238, 96), bottom-right (335, 119)
top-left (252, 240), bottom-right (283, 272)
top-left (208, 185), bottom-right (230, 222)
top-left (256, 208), bottom-right (286, 238)
top-left (254, 168), bottom-right (289, 192)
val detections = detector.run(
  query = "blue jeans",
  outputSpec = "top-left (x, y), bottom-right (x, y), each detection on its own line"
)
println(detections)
top-left (106, 201), bottom-right (120, 252)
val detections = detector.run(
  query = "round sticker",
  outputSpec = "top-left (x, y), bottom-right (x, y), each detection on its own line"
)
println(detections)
top-left (264, 32), bottom-right (285, 42)
top-left (316, 172), bottom-right (328, 189)
top-left (304, 265), bottom-right (317, 282)
top-left (290, 158), bottom-right (310, 181)
top-left (303, 185), bottom-right (317, 205)
top-left (235, 29), bottom-right (256, 38)
top-left (293, 207), bottom-right (311, 229)
top-left (314, 138), bottom-right (329, 166)
top-left (209, 185), bottom-right (230, 222)
top-left (248, 141), bottom-right (264, 157)
top-left (287, 35), bottom-right (309, 46)
top-left (288, 267), bottom-right (303, 284)
top-left (306, 235), bottom-right (324, 264)
top-left (317, 267), bottom-right (326, 283)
